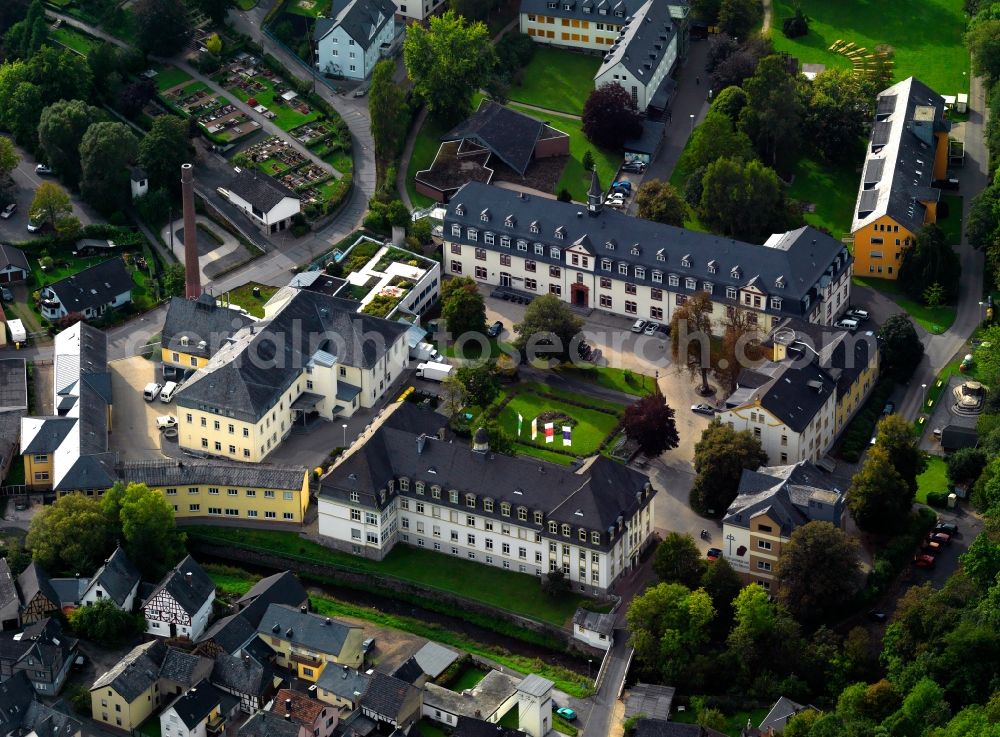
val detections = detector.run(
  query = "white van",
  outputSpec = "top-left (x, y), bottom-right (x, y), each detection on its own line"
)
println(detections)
top-left (143, 382), bottom-right (162, 402)
top-left (159, 381), bottom-right (178, 403)
top-left (834, 317), bottom-right (859, 332)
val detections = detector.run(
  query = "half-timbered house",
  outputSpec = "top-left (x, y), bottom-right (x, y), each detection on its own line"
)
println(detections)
top-left (143, 556), bottom-right (215, 641)
top-left (16, 563), bottom-right (60, 624)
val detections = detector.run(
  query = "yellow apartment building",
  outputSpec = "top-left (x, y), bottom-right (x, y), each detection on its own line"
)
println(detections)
top-left (90, 642), bottom-right (165, 732)
top-left (160, 294), bottom-right (253, 379)
top-left (256, 603), bottom-right (364, 682)
top-left (851, 77), bottom-right (952, 279)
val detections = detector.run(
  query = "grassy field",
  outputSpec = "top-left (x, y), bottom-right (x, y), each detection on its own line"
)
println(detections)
top-left (496, 389), bottom-right (622, 456)
top-left (853, 276), bottom-right (957, 334)
top-left (285, 0), bottom-right (330, 17)
top-left (192, 527), bottom-right (584, 625)
top-left (229, 78), bottom-right (322, 131)
top-left (450, 665), bottom-right (489, 691)
top-left (222, 281), bottom-right (278, 318)
top-left (405, 114), bottom-right (448, 209)
top-left (938, 194), bottom-right (964, 245)
top-left (553, 365), bottom-right (655, 396)
top-left (154, 66), bottom-right (194, 92)
top-left (236, 0), bottom-right (258, 8)
top-left (32, 255), bottom-right (110, 288)
top-left (50, 26), bottom-right (99, 55)
top-left (769, 0), bottom-right (970, 95)
top-left (508, 47), bottom-right (599, 116)
top-left (916, 455), bottom-right (949, 504)
top-left (789, 154), bottom-right (860, 238)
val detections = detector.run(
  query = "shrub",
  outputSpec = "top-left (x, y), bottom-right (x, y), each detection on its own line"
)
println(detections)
top-left (926, 491), bottom-right (949, 508)
top-left (782, 6), bottom-right (809, 38)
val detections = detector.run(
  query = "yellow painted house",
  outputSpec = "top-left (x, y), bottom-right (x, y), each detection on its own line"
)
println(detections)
top-left (850, 77), bottom-right (952, 279)
top-left (90, 641), bottom-right (165, 732)
top-left (159, 294), bottom-right (253, 378)
top-left (256, 603), bottom-right (364, 682)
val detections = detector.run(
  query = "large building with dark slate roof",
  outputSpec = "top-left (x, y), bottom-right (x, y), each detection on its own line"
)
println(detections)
top-left (318, 402), bottom-right (656, 594)
top-left (850, 77), bottom-right (951, 279)
top-left (443, 180), bottom-right (853, 333)
top-left (38, 257), bottom-right (133, 320)
top-left (314, 0), bottom-right (396, 80)
top-left (174, 285), bottom-right (410, 463)
top-left (160, 293), bottom-right (253, 377)
top-left (224, 168), bottom-right (301, 234)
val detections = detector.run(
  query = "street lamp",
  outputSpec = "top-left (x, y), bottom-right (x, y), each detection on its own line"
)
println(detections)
top-left (587, 659), bottom-right (592, 679)
top-left (342, 423), bottom-right (348, 447)
top-left (689, 113), bottom-right (695, 133)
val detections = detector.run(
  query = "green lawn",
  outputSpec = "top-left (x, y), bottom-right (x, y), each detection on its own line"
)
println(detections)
top-left (222, 281), bottom-right (278, 318)
top-left (32, 255), bottom-right (112, 288)
top-left (450, 665), bottom-right (489, 691)
top-left (497, 389), bottom-right (623, 457)
top-left (853, 276), bottom-right (957, 334)
top-left (191, 527), bottom-right (584, 625)
top-left (553, 365), bottom-right (655, 397)
top-left (508, 46), bottom-right (599, 116)
top-left (788, 154), bottom-right (860, 238)
top-left (137, 720), bottom-right (162, 737)
top-left (50, 26), bottom-right (99, 55)
top-left (236, 0), bottom-right (258, 8)
top-left (916, 455), bottom-right (949, 504)
top-left (285, 0), bottom-right (330, 17)
top-left (938, 194), bottom-right (964, 245)
top-left (229, 79), bottom-right (322, 131)
top-left (553, 713), bottom-right (579, 737)
top-left (154, 66), bottom-right (194, 92)
top-left (406, 113), bottom-right (450, 209)
top-left (769, 0), bottom-right (970, 95)
top-left (414, 721), bottom-right (449, 737)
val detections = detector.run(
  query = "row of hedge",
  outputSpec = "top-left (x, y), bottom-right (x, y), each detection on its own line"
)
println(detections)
top-left (837, 379), bottom-right (896, 462)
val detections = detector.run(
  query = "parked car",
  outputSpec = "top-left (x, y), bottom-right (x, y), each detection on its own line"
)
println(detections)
top-left (155, 415), bottom-right (177, 430)
top-left (0, 203), bottom-right (15, 219)
top-left (621, 161), bottom-right (646, 173)
top-left (923, 539), bottom-right (942, 554)
top-left (706, 548), bottom-right (722, 561)
top-left (913, 553), bottom-right (936, 569)
top-left (487, 320), bottom-right (503, 338)
top-left (643, 322), bottom-right (659, 335)
top-left (868, 611), bottom-right (888, 623)
top-left (834, 317), bottom-right (859, 331)
top-left (143, 382), bottom-right (163, 402)
top-left (26, 219), bottom-right (42, 233)
top-left (881, 401), bottom-right (896, 416)
top-left (605, 194), bottom-right (625, 204)
top-left (929, 531), bottom-right (951, 545)
top-left (935, 521), bottom-right (958, 536)
top-left (846, 308), bottom-right (870, 321)
top-left (691, 403), bottom-right (715, 416)
top-left (556, 708), bottom-right (576, 722)
top-left (34, 163), bottom-right (52, 175)
top-left (630, 319), bottom-right (646, 333)
top-left (0, 287), bottom-right (12, 302)
top-left (611, 180), bottom-right (632, 192)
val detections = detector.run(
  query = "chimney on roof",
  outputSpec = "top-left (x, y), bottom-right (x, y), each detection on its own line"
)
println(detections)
top-left (416, 434), bottom-right (426, 455)
top-left (286, 699), bottom-right (292, 709)
top-left (186, 571), bottom-right (193, 585)
top-left (301, 605), bottom-right (308, 613)
top-left (181, 163), bottom-right (201, 300)
top-left (284, 713), bottom-right (292, 721)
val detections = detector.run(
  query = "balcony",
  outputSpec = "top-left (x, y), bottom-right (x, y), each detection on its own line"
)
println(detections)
top-left (207, 714), bottom-right (226, 735)
top-left (289, 650), bottom-right (323, 667)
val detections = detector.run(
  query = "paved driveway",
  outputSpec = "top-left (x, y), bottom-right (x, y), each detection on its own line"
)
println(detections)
top-left (109, 356), bottom-right (173, 461)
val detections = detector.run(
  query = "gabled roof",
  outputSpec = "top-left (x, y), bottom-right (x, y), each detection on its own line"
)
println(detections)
top-left (227, 169), bottom-right (299, 213)
top-left (118, 461), bottom-right (307, 494)
top-left (314, 0), bottom-right (395, 50)
top-left (83, 546), bottom-right (141, 607)
top-left (0, 672), bottom-right (37, 736)
top-left (257, 603), bottom-right (362, 658)
top-left (412, 641), bottom-right (459, 679)
top-left (21, 699), bottom-right (83, 737)
top-left (161, 295), bottom-right (253, 360)
top-left (197, 612), bottom-right (258, 654)
top-left (160, 648), bottom-right (211, 686)
top-left (9, 619), bottom-right (78, 673)
top-left (633, 718), bottom-right (727, 737)
top-left (91, 641), bottom-right (168, 702)
top-left (144, 556), bottom-right (215, 616)
top-left (391, 657), bottom-right (424, 685)
top-left (0, 243), bottom-right (30, 273)
top-left (164, 683), bottom-right (223, 730)
top-left (442, 100), bottom-right (548, 176)
top-left (596, 0), bottom-right (681, 83)
top-left (17, 562), bottom-right (59, 611)
top-left (0, 558), bottom-right (19, 620)
top-left (573, 608), bottom-right (614, 636)
top-left (275, 688), bottom-right (329, 726)
top-left (727, 462), bottom-right (844, 536)
top-left (235, 571), bottom-right (308, 621)
top-left (361, 671), bottom-right (419, 720)
top-left (516, 674), bottom-right (553, 698)
top-left (239, 710), bottom-right (300, 737)
top-left (44, 257), bottom-right (133, 315)
top-left (316, 664), bottom-right (370, 701)
top-left (210, 650), bottom-right (272, 696)
top-left (758, 696), bottom-right (817, 733)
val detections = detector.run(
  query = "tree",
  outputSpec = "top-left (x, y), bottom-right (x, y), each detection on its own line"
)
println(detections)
top-left (439, 374), bottom-right (468, 417)
top-left (710, 85), bottom-right (748, 121)
top-left (134, 0), bottom-right (191, 56)
top-left (118, 79), bottom-right (156, 119)
top-left (29, 181), bottom-right (73, 230)
top-left (441, 276), bottom-right (487, 338)
top-left (715, 307), bottom-right (764, 393)
top-left (582, 83), bottom-right (643, 149)
top-left (4, 0), bottom-right (45, 59)
top-left (874, 414), bottom-right (927, 496)
top-left (101, 482), bottom-right (186, 581)
top-left (699, 558), bottom-right (743, 624)
top-left (80, 122), bottom-right (139, 215)
top-left (727, 583), bottom-right (802, 679)
top-left (676, 112), bottom-right (756, 182)
top-left (138, 114), bottom-right (194, 195)
top-left (68, 599), bottom-right (146, 646)
top-left (404, 11), bottom-right (496, 123)
top-left (204, 32), bottom-right (222, 55)
top-left (652, 532), bottom-right (705, 588)
top-left (624, 393), bottom-right (680, 457)
top-left (0, 135), bottom-right (19, 180)
top-left (369, 59), bottom-right (408, 163)
top-left (6, 81), bottom-right (43, 147)
top-left (775, 521), bottom-right (862, 622)
top-left (513, 293), bottom-right (584, 363)
top-left (718, 0), bottom-right (761, 39)
top-left (948, 448), bottom-right (987, 487)
top-left (627, 582), bottom-right (715, 683)
top-left (582, 150), bottom-right (595, 171)
top-left (689, 0), bottom-right (721, 22)
top-left (88, 42), bottom-right (123, 100)
top-left (690, 420), bottom-right (768, 516)
top-left (804, 68), bottom-right (867, 163)
top-left (24, 46), bottom-right (93, 108)
top-left (699, 157), bottom-right (787, 241)
top-left (455, 364), bottom-right (499, 407)
top-left (961, 533), bottom-right (1000, 590)
top-left (877, 314), bottom-right (924, 382)
top-left (738, 54), bottom-right (803, 169)
top-left (161, 263), bottom-right (186, 297)
top-left (898, 223), bottom-right (962, 304)
top-left (26, 494), bottom-right (113, 575)
top-left (37, 100), bottom-right (104, 189)
top-left (670, 291), bottom-right (714, 394)
top-left (635, 179), bottom-right (686, 226)
top-left (847, 445), bottom-right (912, 534)
top-left (782, 4), bottom-right (809, 38)
top-left (967, 19), bottom-right (1000, 83)
top-left (197, 0), bottom-right (233, 25)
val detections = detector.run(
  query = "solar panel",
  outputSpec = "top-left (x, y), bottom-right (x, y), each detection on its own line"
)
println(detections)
top-left (857, 189), bottom-right (879, 215)
top-left (871, 121), bottom-right (892, 147)
top-left (876, 94), bottom-right (897, 116)
top-left (864, 159), bottom-right (885, 185)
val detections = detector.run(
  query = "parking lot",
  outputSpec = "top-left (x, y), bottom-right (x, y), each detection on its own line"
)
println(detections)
top-left (109, 356), bottom-right (174, 461)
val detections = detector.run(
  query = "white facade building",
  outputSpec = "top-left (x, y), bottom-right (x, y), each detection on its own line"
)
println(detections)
top-left (314, 0), bottom-right (396, 80)
top-left (391, 0), bottom-right (446, 22)
top-left (142, 557), bottom-right (216, 641)
top-left (224, 169), bottom-right (301, 235)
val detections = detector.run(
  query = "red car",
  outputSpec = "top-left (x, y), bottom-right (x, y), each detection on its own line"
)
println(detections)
top-left (929, 532), bottom-right (951, 545)
top-left (913, 553), bottom-right (936, 569)
top-left (706, 548), bottom-right (722, 561)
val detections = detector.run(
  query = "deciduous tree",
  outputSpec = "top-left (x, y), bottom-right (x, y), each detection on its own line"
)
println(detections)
top-left (38, 100), bottom-right (104, 189)
top-left (439, 374), bottom-right (468, 417)
top-left (138, 114), bottom-right (194, 195)
top-left (805, 68), bottom-right (867, 163)
top-left (441, 276), bottom-right (488, 339)
top-left (847, 445), bottom-right (912, 533)
top-left (898, 223), bottom-right (962, 304)
top-left (874, 414), bottom-right (927, 496)
top-left (80, 121), bottom-right (139, 215)
top-left (29, 181), bottom-right (73, 230)
top-left (967, 19), bottom-right (1000, 84)
top-left (455, 364), bottom-right (499, 407)
top-left (25, 46), bottom-right (93, 108)
top-left (727, 583), bottom-right (802, 679)
top-left (676, 111), bottom-right (755, 183)
top-left (710, 85), bottom-right (748, 121)
top-left (68, 599), bottom-right (146, 646)
top-left (101, 482), bottom-right (186, 581)
top-left (369, 59), bottom-right (408, 164)
top-left (513, 293), bottom-right (584, 363)
top-left (635, 179), bottom-right (686, 227)
top-left (404, 11), bottom-right (496, 123)
top-left (0, 136), bottom-right (19, 180)
top-left (26, 494), bottom-right (114, 575)
top-left (877, 314), bottom-right (924, 382)
top-left (715, 307), bottom-right (764, 393)
top-left (624, 392), bottom-right (680, 457)
top-left (652, 532), bottom-right (705, 588)
top-left (134, 0), bottom-right (191, 56)
top-left (670, 291), bottom-right (714, 393)
top-left (690, 420), bottom-right (768, 516)
top-left (718, 0), bottom-right (761, 40)
top-left (699, 157), bottom-right (787, 241)
top-left (161, 263), bottom-right (186, 297)
top-left (582, 82), bottom-right (642, 149)
top-left (699, 557), bottom-right (742, 625)
top-left (738, 54), bottom-right (803, 169)
top-left (627, 582), bottom-right (715, 683)
top-left (775, 521), bottom-right (862, 623)
top-left (961, 533), bottom-right (1000, 590)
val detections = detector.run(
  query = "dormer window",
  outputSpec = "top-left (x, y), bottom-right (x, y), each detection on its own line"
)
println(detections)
top-left (703, 282), bottom-right (713, 294)
top-left (618, 263), bottom-right (628, 275)
top-left (685, 277), bottom-right (696, 290)
top-left (771, 297), bottom-right (783, 310)
top-left (708, 260), bottom-right (718, 274)
top-left (681, 255), bottom-right (691, 268)
top-left (455, 204), bottom-right (465, 216)
top-left (550, 246), bottom-right (561, 259)
top-left (555, 227), bottom-right (566, 240)
top-left (605, 240), bottom-right (616, 250)
top-left (635, 266), bottom-right (645, 279)
top-left (652, 270), bottom-right (662, 283)
top-left (726, 286), bottom-right (737, 299)
top-left (517, 239), bottom-right (527, 250)
top-left (501, 502), bottom-right (511, 517)
top-left (655, 249), bottom-right (665, 262)
top-left (601, 258), bottom-right (612, 271)
top-left (530, 221), bottom-right (540, 234)
top-left (731, 266), bottom-right (742, 279)
top-left (480, 209), bottom-right (491, 222)
top-left (484, 232), bottom-right (494, 245)
top-left (775, 275), bottom-right (786, 288)
top-left (467, 228), bottom-right (478, 241)
top-left (668, 274), bottom-right (679, 287)
top-left (505, 215), bottom-right (515, 227)
top-left (500, 236), bottom-right (510, 248)
top-left (630, 244), bottom-right (640, 255)
top-left (415, 481), bottom-right (425, 494)
top-left (451, 224), bottom-right (460, 236)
